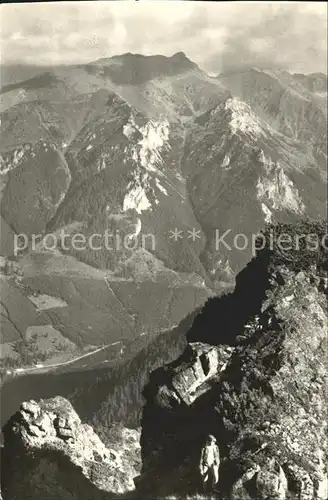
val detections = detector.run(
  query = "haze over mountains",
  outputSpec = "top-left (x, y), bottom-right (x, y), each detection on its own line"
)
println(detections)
top-left (0, 52), bottom-right (327, 376)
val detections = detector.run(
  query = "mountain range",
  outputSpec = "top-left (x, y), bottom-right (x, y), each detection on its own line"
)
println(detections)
top-left (0, 52), bottom-right (327, 378)
top-left (1, 221), bottom-right (327, 499)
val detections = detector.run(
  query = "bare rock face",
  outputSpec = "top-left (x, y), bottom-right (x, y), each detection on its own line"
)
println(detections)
top-left (151, 342), bottom-right (232, 409)
top-left (138, 222), bottom-right (327, 499)
top-left (1, 396), bottom-right (139, 499)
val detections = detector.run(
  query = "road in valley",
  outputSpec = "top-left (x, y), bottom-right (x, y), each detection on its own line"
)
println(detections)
top-left (7, 341), bottom-right (123, 377)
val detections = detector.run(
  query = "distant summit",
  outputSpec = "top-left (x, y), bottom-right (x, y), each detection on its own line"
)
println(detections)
top-left (88, 51), bottom-right (199, 85)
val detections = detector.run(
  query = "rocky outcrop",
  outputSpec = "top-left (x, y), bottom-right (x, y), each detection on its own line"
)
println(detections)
top-left (1, 396), bottom-right (140, 499)
top-left (138, 222), bottom-right (327, 499)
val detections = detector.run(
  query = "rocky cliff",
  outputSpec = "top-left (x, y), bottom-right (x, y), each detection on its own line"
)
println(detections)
top-left (138, 221), bottom-right (327, 499)
top-left (1, 396), bottom-right (140, 499)
top-left (1, 56), bottom-right (327, 372)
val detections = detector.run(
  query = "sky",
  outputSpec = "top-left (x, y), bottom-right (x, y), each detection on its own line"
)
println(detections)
top-left (1, 1), bottom-right (327, 75)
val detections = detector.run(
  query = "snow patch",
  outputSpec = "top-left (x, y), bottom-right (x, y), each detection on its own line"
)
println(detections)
top-left (125, 115), bottom-right (170, 173)
top-left (122, 115), bottom-right (170, 213)
top-left (97, 156), bottom-right (108, 171)
top-left (106, 210), bottom-right (127, 220)
top-left (175, 172), bottom-right (185, 183)
top-left (261, 203), bottom-right (273, 223)
top-left (17, 89), bottom-right (27, 101)
top-left (126, 217), bottom-right (142, 239)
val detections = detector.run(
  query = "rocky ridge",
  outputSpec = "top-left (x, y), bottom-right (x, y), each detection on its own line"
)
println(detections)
top-left (1, 55), bottom-right (327, 370)
top-left (137, 221), bottom-right (327, 499)
top-left (1, 396), bottom-right (140, 499)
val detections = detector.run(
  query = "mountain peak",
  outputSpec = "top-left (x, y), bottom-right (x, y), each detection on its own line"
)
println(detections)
top-left (1, 396), bottom-right (141, 499)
